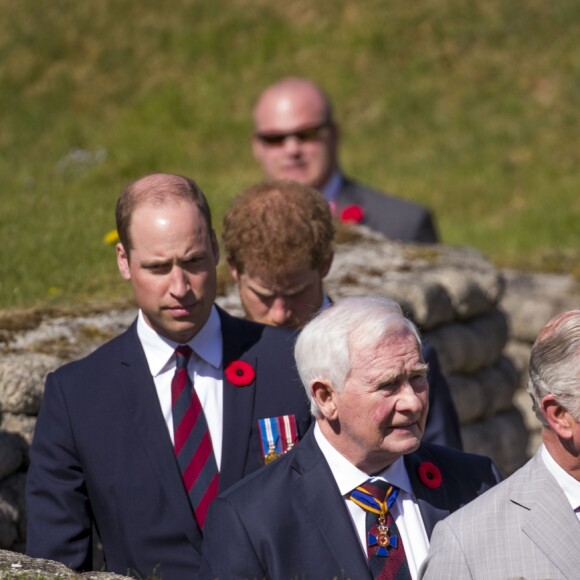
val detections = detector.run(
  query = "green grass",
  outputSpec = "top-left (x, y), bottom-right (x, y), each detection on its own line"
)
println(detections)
top-left (2, 0), bottom-right (580, 309)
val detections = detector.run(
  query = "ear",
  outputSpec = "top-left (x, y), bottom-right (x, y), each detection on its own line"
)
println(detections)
top-left (227, 258), bottom-right (240, 283)
top-left (541, 394), bottom-right (575, 440)
top-left (319, 252), bottom-right (334, 279)
top-left (311, 380), bottom-right (338, 421)
top-left (116, 243), bottom-right (131, 281)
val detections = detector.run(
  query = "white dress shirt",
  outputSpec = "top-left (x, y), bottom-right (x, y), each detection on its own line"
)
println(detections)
top-left (136, 306), bottom-right (224, 469)
top-left (541, 444), bottom-right (580, 521)
top-left (314, 424), bottom-right (429, 579)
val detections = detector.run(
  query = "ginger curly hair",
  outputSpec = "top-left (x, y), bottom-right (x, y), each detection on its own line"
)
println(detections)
top-left (223, 180), bottom-right (334, 279)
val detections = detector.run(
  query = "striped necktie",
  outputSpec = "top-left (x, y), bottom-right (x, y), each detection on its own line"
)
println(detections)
top-left (171, 345), bottom-right (219, 528)
top-left (349, 479), bottom-right (411, 580)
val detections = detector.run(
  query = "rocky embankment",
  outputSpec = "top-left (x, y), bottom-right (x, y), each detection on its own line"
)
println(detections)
top-left (0, 549), bottom-right (131, 579)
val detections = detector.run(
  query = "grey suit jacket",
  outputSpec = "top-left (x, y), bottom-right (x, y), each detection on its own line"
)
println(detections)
top-left (336, 177), bottom-right (439, 243)
top-left (420, 449), bottom-right (580, 579)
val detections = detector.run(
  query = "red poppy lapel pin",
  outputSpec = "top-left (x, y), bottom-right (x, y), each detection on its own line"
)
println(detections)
top-left (340, 204), bottom-right (365, 224)
top-left (418, 461), bottom-right (443, 489)
top-left (224, 360), bottom-right (256, 387)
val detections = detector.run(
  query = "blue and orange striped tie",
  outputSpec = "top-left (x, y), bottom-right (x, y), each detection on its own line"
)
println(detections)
top-left (171, 345), bottom-right (219, 528)
top-left (350, 479), bottom-right (411, 580)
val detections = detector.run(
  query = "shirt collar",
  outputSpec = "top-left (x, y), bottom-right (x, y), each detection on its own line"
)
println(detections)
top-left (189, 306), bottom-right (222, 369)
top-left (136, 305), bottom-right (222, 377)
top-left (541, 444), bottom-right (580, 511)
top-left (314, 423), bottom-right (412, 496)
top-left (320, 170), bottom-right (343, 203)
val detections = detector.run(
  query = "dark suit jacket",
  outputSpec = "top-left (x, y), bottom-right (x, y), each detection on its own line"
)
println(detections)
top-left (199, 427), bottom-right (501, 580)
top-left (25, 307), bottom-right (312, 579)
top-left (337, 177), bottom-right (439, 243)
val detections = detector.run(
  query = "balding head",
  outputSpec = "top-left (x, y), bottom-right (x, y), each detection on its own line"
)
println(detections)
top-left (252, 77), bottom-right (338, 189)
top-left (115, 173), bottom-right (212, 259)
top-left (114, 172), bottom-right (219, 344)
top-left (253, 78), bottom-right (333, 129)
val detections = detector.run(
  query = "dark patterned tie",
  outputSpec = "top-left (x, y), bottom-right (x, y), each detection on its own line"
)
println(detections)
top-left (171, 345), bottom-right (219, 528)
top-left (349, 479), bottom-right (411, 580)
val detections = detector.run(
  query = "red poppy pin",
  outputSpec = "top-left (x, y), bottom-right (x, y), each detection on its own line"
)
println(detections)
top-left (225, 360), bottom-right (256, 387)
top-left (340, 204), bottom-right (365, 224)
top-left (418, 461), bottom-right (442, 489)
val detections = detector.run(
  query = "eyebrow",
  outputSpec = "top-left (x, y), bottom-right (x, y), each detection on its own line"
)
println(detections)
top-left (141, 250), bottom-right (206, 269)
top-left (141, 258), bottom-right (171, 269)
top-left (378, 363), bottom-right (430, 383)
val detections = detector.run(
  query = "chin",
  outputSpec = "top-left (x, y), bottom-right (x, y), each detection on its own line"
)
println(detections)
top-left (404, 438), bottom-right (422, 454)
top-left (281, 169), bottom-right (310, 183)
top-left (387, 432), bottom-right (422, 455)
top-left (167, 314), bottom-right (203, 338)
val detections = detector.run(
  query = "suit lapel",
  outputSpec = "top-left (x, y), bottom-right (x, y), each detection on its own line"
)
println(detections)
top-left (404, 450), bottom-right (451, 538)
top-left (292, 430), bottom-right (372, 579)
top-left (218, 308), bottom-right (258, 491)
top-left (116, 323), bottom-right (202, 548)
top-left (514, 452), bottom-right (580, 579)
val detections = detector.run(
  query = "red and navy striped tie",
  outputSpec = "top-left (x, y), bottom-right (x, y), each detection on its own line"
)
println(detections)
top-left (171, 345), bottom-right (219, 528)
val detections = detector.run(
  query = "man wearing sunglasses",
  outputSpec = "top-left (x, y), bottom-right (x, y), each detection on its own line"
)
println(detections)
top-left (252, 77), bottom-right (439, 244)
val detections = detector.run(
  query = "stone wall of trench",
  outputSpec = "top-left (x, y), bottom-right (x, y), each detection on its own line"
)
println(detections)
top-left (0, 225), bottom-right (564, 554)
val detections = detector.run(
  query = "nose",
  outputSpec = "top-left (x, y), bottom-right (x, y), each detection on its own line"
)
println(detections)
top-left (169, 266), bottom-right (190, 298)
top-left (396, 382), bottom-right (424, 414)
top-left (282, 135), bottom-right (302, 156)
top-left (268, 297), bottom-right (293, 327)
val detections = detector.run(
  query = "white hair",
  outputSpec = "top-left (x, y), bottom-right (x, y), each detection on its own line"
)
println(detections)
top-left (527, 309), bottom-right (580, 427)
top-left (294, 296), bottom-right (422, 417)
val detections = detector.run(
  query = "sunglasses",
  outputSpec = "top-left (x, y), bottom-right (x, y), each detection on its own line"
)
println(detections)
top-left (254, 122), bottom-right (331, 146)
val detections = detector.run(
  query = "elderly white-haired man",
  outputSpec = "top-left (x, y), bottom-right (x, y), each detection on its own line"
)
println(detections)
top-left (420, 309), bottom-right (580, 579)
top-left (200, 296), bottom-right (500, 580)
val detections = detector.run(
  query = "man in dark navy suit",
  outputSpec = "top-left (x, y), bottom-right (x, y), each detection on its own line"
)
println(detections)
top-left (25, 173), bottom-right (311, 579)
top-left (252, 77), bottom-right (439, 243)
top-left (223, 179), bottom-right (462, 449)
top-left (200, 296), bottom-right (501, 579)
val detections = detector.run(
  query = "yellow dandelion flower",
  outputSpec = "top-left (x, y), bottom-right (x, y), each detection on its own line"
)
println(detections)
top-left (103, 229), bottom-right (119, 245)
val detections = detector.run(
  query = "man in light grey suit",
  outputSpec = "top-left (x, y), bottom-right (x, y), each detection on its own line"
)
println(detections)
top-left (251, 77), bottom-right (439, 243)
top-left (420, 309), bottom-right (580, 580)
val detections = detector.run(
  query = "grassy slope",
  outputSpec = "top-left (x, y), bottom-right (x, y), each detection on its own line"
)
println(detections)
top-left (1, 0), bottom-right (580, 309)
